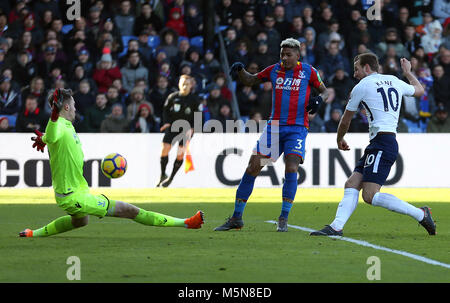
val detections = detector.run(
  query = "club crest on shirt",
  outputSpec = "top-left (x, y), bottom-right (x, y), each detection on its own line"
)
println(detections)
top-left (174, 104), bottom-right (181, 112)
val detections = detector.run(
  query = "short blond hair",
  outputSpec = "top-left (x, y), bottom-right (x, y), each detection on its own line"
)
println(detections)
top-left (280, 38), bottom-right (301, 53)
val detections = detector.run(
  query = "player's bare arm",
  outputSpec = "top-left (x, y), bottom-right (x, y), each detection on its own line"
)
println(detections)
top-left (237, 69), bottom-right (262, 87)
top-left (336, 109), bottom-right (356, 151)
top-left (317, 83), bottom-right (329, 103)
top-left (400, 58), bottom-right (425, 97)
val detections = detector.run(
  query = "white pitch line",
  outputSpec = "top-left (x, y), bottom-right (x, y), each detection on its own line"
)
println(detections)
top-left (265, 220), bottom-right (450, 269)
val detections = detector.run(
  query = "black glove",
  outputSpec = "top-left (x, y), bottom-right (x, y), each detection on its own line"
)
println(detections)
top-left (306, 95), bottom-right (323, 115)
top-left (229, 62), bottom-right (244, 79)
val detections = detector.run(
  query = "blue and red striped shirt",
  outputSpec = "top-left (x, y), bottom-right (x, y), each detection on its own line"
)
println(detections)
top-left (257, 61), bottom-right (323, 127)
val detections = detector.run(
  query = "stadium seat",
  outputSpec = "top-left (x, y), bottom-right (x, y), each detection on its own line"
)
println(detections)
top-left (190, 36), bottom-right (203, 52)
top-left (61, 24), bottom-right (73, 35)
top-left (403, 118), bottom-right (423, 133)
top-left (147, 35), bottom-right (160, 49)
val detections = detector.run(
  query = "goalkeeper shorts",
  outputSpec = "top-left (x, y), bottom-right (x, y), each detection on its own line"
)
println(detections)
top-left (55, 189), bottom-right (110, 219)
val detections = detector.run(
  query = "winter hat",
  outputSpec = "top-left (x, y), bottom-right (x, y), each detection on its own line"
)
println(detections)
top-left (101, 47), bottom-right (112, 62)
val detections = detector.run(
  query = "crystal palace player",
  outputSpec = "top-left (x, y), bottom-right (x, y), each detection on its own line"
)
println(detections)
top-left (157, 75), bottom-right (202, 187)
top-left (215, 38), bottom-right (329, 232)
top-left (19, 88), bottom-right (203, 238)
top-left (310, 53), bottom-right (436, 236)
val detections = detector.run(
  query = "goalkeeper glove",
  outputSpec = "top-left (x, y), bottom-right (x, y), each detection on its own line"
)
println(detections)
top-left (306, 95), bottom-right (323, 115)
top-left (50, 89), bottom-right (63, 122)
top-left (31, 129), bottom-right (46, 153)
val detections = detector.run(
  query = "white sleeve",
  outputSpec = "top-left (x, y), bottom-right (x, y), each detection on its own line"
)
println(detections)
top-left (396, 78), bottom-right (416, 97)
top-left (346, 84), bottom-right (364, 111)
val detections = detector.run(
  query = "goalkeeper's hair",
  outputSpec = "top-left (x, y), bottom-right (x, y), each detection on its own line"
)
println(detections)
top-left (47, 88), bottom-right (73, 111)
top-left (280, 38), bottom-right (301, 53)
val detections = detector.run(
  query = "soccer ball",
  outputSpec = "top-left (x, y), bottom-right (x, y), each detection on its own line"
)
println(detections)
top-left (101, 153), bottom-right (127, 179)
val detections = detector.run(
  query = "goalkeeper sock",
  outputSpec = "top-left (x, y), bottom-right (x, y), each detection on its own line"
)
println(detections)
top-left (233, 173), bottom-right (256, 218)
top-left (32, 215), bottom-right (75, 237)
top-left (160, 156), bottom-right (168, 176)
top-left (330, 188), bottom-right (359, 231)
top-left (133, 208), bottom-right (186, 227)
top-left (280, 172), bottom-right (297, 218)
top-left (372, 192), bottom-right (424, 221)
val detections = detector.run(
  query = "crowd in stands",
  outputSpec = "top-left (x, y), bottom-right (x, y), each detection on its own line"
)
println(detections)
top-left (0, 0), bottom-right (449, 134)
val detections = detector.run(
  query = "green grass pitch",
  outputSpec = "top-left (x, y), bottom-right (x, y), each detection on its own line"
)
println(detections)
top-left (0, 188), bottom-right (449, 283)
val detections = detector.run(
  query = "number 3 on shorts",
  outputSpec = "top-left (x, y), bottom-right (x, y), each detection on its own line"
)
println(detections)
top-left (295, 139), bottom-right (303, 150)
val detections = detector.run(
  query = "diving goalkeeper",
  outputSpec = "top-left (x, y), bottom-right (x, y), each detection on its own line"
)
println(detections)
top-left (19, 88), bottom-right (204, 238)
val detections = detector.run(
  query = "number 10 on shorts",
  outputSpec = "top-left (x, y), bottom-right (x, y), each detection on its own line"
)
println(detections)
top-left (364, 151), bottom-right (383, 173)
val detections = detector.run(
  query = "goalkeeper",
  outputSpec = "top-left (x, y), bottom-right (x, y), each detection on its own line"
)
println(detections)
top-left (19, 88), bottom-right (204, 238)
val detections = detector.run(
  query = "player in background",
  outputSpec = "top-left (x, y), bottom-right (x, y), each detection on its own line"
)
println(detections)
top-left (20, 88), bottom-right (204, 238)
top-left (157, 75), bottom-right (202, 187)
top-left (215, 38), bottom-right (329, 232)
top-left (310, 53), bottom-right (436, 236)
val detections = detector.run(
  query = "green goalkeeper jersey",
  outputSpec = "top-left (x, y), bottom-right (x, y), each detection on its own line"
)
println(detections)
top-left (42, 117), bottom-right (88, 194)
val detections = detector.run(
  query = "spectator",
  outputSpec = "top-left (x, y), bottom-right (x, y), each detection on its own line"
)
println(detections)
top-left (185, 3), bottom-right (203, 38)
top-left (382, 56), bottom-right (402, 78)
top-left (319, 41), bottom-right (351, 82)
top-left (376, 28), bottom-right (409, 60)
top-left (301, 27), bottom-right (317, 65)
top-left (245, 111), bottom-right (264, 133)
top-left (256, 81), bottom-right (272, 120)
top-left (217, 0), bottom-right (239, 26)
top-left (432, 0), bottom-right (450, 24)
top-left (427, 105), bottom-right (450, 133)
top-left (348, 17), bottom-right (371, 57)
top-left (21, 76), bottom-right (46, 111)
top-left (82, 93), bottom-right (111, 132)
top-left (120, 50), bottom-right (149, 93)
top-left (224, 26), bottom-right (239, 62)
top-left (15, 95), bottom-right (48, 132)
top-left (217, 103), bottom-right (234, 132)
top-left (93, 48), bottom-right (122, 93)
top-left (133, 2), bottom-right (163, 36)
top-left (262, 14), bottom-right (281, 56)
top-left (86, 5), bottom-right (104, 42)
top-left (106, 85), bottom-right (126, 109)
top-left (114, 0), bottom-right (135, 36)
top-left (349, 107), bottom-right (369, 133)
top-left (19, 13), bottom-right (44, 46)
top-left (242, 9), bottom-right (263, 41)
top-left (324, 107), bottom-right (342, 133)
top-left (252, 40), bottom-right (277, 70)
top-left (137, 29), bottom-right (154, 63)
top-left (126, 86), bottom-right (152, 121)
top-left (71, 47), bottom-right (94, 77)
top-left (166, 7), bottom-right (187, 37)
top-left (157, 28), bottom-right (179, 61)
top-left (130, 102), bottom-right (159, 133)
top-left (431, 64), bottom-right (450, 108)
top-left (236, 84), bottom-right (258, 117)
top-left (0, 76), bottom-right (21, 119)
top-left (11, 49), bottom-right (36, 87)
top-left (213, 72), bottom-right (233, 102)
top-left (230, 40), bottom-right (251, 68)
top-left (417, 67), bottom-right (434, 120)
top-left (308, 113), bottom-right (325, 133)
top-left (73, 79), bottom-right (96, 117)
top-left (316, 19), bottom-right (341, 58)
top-left (37, 46), bottom-right (64, 88)
top-left (287, 15), bottom-right (304, 40)
top-left (100, 103), bottom-right (129, 133)
top-left (149, 75), bottom-right (174, 119)
top-left (12, 31), bottom-right (36, 60)
top-left (316, 6), bottom-right (334, 34)
top-left (403, 22), bottom-right (422, 56)
top-left (0, 116), bottom-right (12, 132)
top-left (421, 20), bottom-right (443, 56)
top-left (301, 4), bottom-right (315, 29)
top-left (200, 49), bottom-right (221, 79)
top-left (329, 68), bottom-right (354, 106)
top-left (68, 64), bottom-right (97, 93)
top-left (206, 84), bottom-right (228, 119)
top-left (273, 5), bottom-right (290, 40)
top-left (433, 47), bottom-right (450, 76)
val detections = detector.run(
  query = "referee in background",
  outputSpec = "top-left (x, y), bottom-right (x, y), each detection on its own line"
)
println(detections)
top-left (157, 75), bottom-right (202, 187)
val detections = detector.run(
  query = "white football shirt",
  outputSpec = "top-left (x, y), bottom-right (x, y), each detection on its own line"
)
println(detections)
top-left (346, 73), bottom-right (416, 139)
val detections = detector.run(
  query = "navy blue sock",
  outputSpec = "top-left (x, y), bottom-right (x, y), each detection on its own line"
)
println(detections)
top-left (280, 172), bottom-right (297, 218)
top-left (232, 173), bottom-right (256, 218)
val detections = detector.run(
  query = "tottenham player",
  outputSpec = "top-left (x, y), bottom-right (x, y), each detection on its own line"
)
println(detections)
top-left (215, 38), bottom-right (329, 232)
top-left (310, 53), bottom-right (436, 236)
